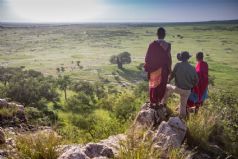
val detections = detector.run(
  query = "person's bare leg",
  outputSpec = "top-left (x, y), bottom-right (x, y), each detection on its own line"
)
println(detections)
top-left (161, 84), bottom-right (175, 105)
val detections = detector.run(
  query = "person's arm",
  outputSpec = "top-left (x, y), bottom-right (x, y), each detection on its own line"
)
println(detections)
top-left (168, 63), bottom-right (177, 83)
top-left (144, 44), bottom-right (152, 73)
top-left (168, 44), bottom-right (172, 73)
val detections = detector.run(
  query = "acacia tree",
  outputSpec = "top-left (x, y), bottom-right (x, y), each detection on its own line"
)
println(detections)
top-left (110, 52), bottom-right (131, 69)
top-left (57, 75), bottom-right (71, 101)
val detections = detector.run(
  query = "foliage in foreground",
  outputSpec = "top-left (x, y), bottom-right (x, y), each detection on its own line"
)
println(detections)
top-left (16, 131), bottom-right (61, 159)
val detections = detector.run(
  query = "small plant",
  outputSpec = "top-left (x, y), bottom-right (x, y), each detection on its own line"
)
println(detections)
top-left (16, 131), bottom-right (61, 159)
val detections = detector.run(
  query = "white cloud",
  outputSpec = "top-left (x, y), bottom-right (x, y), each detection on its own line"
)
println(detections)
top-left (7, 0), bottom-right (108, 22)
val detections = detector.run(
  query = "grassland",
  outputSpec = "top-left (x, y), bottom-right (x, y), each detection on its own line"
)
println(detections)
top-left (0, 22), bottom-right (238, 92)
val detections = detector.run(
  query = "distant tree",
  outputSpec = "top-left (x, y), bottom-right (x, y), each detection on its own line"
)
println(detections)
top-left (76, 61), bottom-right (81, 67)
top-left (56, 68), bottom-right (60, 73)
top-left (110, 52), bottom-right (131, 69)
top-left (57, 75), bottom-right (71, 101)
top-left (61, 67), bottom-right (65, 72)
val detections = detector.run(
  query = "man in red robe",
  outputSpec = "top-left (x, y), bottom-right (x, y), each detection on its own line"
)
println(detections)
top-left (144, 27), bottom-right (172, 109)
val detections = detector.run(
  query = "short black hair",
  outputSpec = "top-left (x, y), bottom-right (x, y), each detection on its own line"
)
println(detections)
top-left (157, 27), bottom-right (166, 39)
top-left (196, 52), bottom-right (204, 60)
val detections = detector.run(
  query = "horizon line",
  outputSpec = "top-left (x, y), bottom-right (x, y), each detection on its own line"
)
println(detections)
top-left (1, 19), bottom-right (238, 25)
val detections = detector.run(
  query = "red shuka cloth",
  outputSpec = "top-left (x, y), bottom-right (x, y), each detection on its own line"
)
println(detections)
top-left (144, 40), bottom-right (172, 104)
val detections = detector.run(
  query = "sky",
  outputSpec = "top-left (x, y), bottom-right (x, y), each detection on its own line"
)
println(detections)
top-left (0, 0), bottom-right (238, 23)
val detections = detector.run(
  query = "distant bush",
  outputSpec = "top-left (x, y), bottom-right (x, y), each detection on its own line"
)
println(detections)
top-left (16, 131), bottom-right (61, 159)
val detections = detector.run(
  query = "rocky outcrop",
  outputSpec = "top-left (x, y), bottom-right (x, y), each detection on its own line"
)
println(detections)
top-left (152, 117), bottom-right (187, 150)
top-left (58, 134), bottom-right (126, 159)
top-left (134, 102), bottom-right (167, 130)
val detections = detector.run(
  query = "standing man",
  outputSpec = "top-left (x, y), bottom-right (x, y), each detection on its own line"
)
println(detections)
top-left (161, 51), bottom-right (198, 119)
top-left (144, 27), bottom-right (172, 109)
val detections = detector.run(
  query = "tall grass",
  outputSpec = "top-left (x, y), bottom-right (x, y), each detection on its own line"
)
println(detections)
top-left (0, 106), bottom-right (18, 118)
top-left (186, 108), bottom-right (217, 149)
top-left (118, 127), bottom-right (161, 159)
top-left (167, 148), bottom-right (186, 159)
top-left (16, 131), bottom-right (61, 159)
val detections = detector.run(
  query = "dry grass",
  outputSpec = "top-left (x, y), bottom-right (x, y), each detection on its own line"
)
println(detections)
top-left (16, 131), bottom-right (61, 159)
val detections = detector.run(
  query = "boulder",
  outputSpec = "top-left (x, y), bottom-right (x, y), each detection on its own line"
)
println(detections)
top-left (153, 117), bottom-right (187, 150)
top-left (58, 134), bottom-right (126, 159)
top-left (83, 143), bottom-right (114, 158)
top-left (58, 146), bottom-right (88, 159)
top-left (98, 134), bottom-right (126, 156)
top-left (134, 103), bottom-right (167, 130)
top-left (0, 128), bottom-right (5, 144)
top-left (0, 99), bottom-right (8, 108)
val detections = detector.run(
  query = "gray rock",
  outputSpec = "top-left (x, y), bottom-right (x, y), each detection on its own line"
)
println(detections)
top-left (0, 99), bottom-right (8, 108)
top-left (83, 143), bottom-right (113, 158)
top-left (58, 146), bottom-right (88, 159)
top-left (153, 117), bottom-right (187, 150)
top-left (99, 134), bottom-right (126, 156)
top-left (0, 128), bottom-right (5, 144)
top-left (134, 103), bottom-right (167, 130)
top-left (58, 134), bottom-right (126, 159)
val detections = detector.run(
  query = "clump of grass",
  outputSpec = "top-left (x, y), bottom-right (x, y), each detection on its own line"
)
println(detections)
top-left (118, 127), bottom-right (161, 159)
top-left (0, 106), bottom-right (18, 118)
top-left (167, 148), bottom-right (186, 159)
top-left (186, 108), bottom-right (217, 149)
top-left (16, 131), bottom-right (61, 159)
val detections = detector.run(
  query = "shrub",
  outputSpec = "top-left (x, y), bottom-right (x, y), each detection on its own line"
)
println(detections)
top-left (66, 93), bottom-right (94, 114)
top-left (16, 131), bottom-right (61, 159)
top-left (69, 110), bottom-right (124, 142)
top-left (113, 91), bottom-right (138, 122)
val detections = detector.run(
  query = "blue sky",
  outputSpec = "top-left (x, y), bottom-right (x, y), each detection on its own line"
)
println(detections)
top-left (0, 0), bottom-right (237, 23)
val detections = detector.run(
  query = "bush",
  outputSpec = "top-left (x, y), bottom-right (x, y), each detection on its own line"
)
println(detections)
top-left (69, 110), bottom-right (124, 142)
top-left (66, 93), bottom-right (94, 114)
top-left (113, 92), bottom-right (138, 122)
top-left (16, 131), bottom-right (61, 159)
